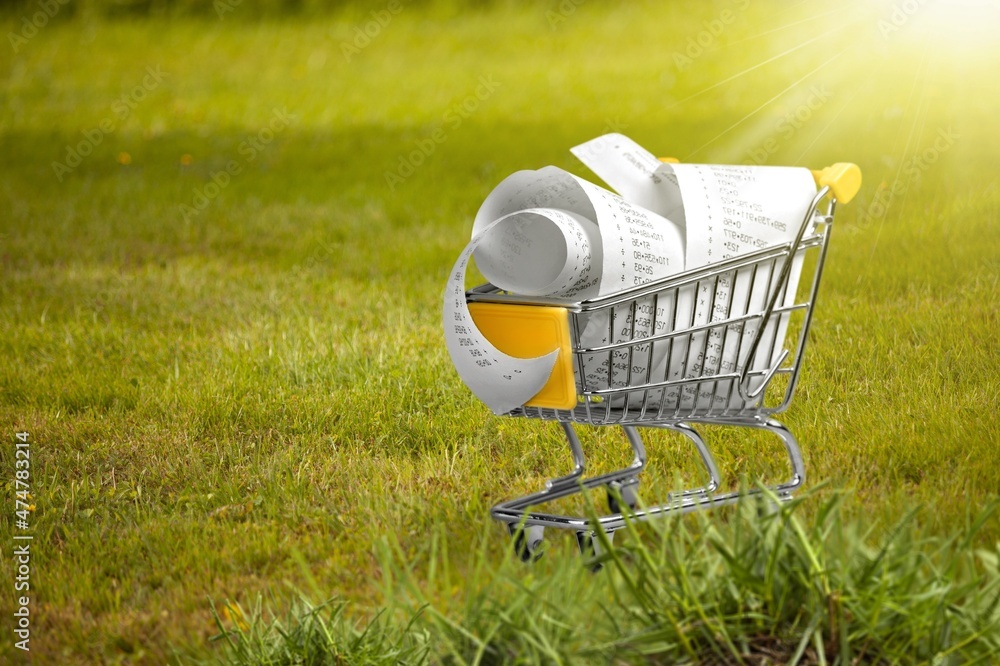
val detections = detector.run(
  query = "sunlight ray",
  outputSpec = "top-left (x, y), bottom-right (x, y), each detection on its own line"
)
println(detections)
top-left (668, 22), bottom-right (855, 111)
top-left (770, 0), bottom-right (824, 18)
top-left (683, 47), bottom-right (852, 160)
top-left (790, 50), bottom-right (893, 165)
top-left (866, 49), bottom-right (932, 266)
top-left (722, 8), bottom-right (843, 48)
top-left (704, 42), bottom-right (882, 166)
top-left (790, 85), bottom-right (866, 166)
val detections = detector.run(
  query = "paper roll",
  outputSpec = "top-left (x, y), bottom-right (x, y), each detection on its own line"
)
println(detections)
top-left (444, 165), bottom-right (686, 413)
top-left (474, 208), bottom-right (597, 297)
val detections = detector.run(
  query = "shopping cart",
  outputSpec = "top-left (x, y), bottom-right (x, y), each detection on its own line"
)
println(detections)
top-left (464, 162), bottom-right (861, 562)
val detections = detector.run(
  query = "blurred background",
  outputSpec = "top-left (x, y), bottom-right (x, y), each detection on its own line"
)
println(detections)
top-left (2, 0), bottom-right (999, 663)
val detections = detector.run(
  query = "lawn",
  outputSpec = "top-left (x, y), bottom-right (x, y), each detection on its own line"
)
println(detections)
top-left (1, 0), bottom-right (998, 663)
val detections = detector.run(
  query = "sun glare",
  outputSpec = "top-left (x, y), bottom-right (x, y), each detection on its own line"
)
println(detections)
top-left (876, 0), bottom-right (1000, 55)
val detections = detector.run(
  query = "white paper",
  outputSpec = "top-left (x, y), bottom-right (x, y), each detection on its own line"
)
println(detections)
top-left (443, 218), bottom-right (560, 416)
top-left (571, 135), bottom-right (817, 411)
top-left (570, 133), bottom-right (687, 230)
top-left (445, 166), bottom-right (685, 413)
top-left (472, 166), bottom-right (684, 301)
top-left (474, 207), bottom-right (597, 297)
top-left (665, 162), bottom-right (815, 410)
top-left (445, 136), bottom-right (818, 415)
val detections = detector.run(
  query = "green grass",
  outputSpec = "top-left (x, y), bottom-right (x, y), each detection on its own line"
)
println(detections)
top-left (1, 0), bottom-right (999, 663)
top-left (202, 490), bottom-right (1000, 665)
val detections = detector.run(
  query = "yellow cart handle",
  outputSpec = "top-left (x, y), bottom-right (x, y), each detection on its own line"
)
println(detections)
top-left (810, 163), bottom-right (861, 204)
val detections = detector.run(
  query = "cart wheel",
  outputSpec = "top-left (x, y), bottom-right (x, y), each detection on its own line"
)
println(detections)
top-left (607, 478), bottom-right (640, 514)
top-left (508, 524), bottom-right (545, 563)
top-left (575, 529), bottom-right (614, 572)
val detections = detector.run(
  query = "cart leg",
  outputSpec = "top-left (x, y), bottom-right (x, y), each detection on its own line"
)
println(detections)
top-left (621, 425), bottom-right (648, 468)
top-left (491, 422), bottom-right (647, 531)
top-left (679, 416), bottom-right (805, 500)
top-left (755, 418), bottom-right (805, 498)
top-left (544, 422), bottom-right (587, 492)
top-left (490, 421), bottom-right (593, 531)
top-left (606, 418), bottom-right (804, 520)
top-left (492, 418), bottom-right (807, 553)
top-left (606, 425), bottom-right (648, 512)
top-left (663, 422), bottom-right (722, 496)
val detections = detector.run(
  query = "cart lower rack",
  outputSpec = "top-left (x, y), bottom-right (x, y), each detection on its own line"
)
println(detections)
top-left (465, 163), bottom-right (861, 562)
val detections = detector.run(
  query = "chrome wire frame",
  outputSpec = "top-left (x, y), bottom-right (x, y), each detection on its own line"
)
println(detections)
top-left (469, 189), bottom-right (836, 536)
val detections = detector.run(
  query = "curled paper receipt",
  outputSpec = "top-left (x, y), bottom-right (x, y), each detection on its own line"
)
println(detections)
top-left (571, 134), bottom-right (818, 409)
top-left (445, 135), bottom-right (819, 414)
top-left (444, 166), bottom-right (685, 413)
top-left (443, 219), bottom-right (561, 416)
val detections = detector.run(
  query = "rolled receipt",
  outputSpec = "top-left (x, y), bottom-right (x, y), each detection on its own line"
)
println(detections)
top-left (444, 166), bottom-right (685, 413)
top-left (443, 217), bottom-right (560, 416)
top-left (473, 208), bottom-right (599, 297)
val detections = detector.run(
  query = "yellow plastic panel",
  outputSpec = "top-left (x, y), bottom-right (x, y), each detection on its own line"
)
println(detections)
top-left (468, 303), bottom-right (577, 410)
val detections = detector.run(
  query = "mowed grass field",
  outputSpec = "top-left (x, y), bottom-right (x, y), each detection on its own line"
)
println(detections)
top-left (1, 0), bottom-right (999, 663)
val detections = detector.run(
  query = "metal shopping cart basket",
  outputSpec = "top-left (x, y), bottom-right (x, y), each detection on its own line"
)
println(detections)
top-left (464, 162), bottom-right (861, 562)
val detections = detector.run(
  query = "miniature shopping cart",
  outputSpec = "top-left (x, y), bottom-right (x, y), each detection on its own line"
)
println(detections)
top-left (465, 162), bottom-right (861, 562)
